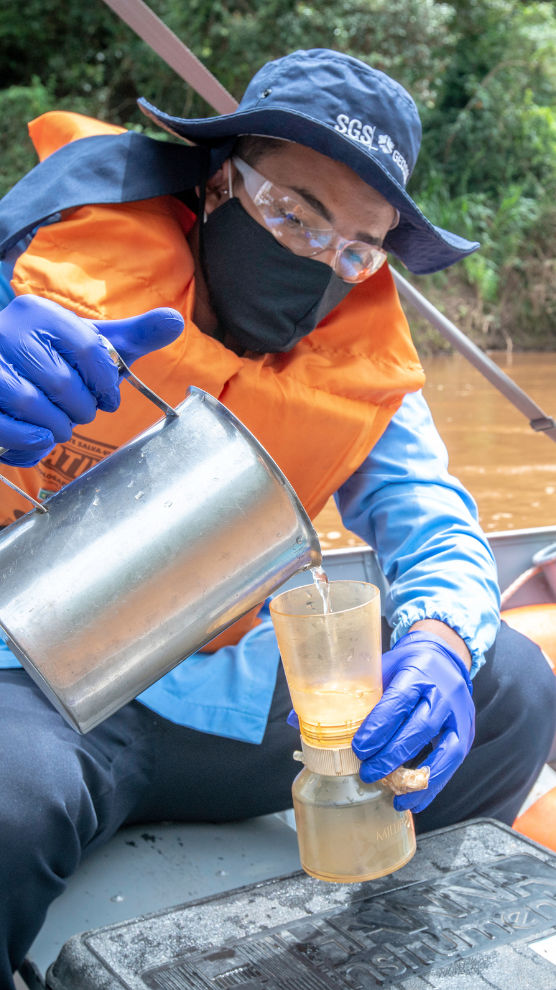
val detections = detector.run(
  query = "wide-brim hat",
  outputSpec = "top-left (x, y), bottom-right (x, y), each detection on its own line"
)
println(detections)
top-left (138, 48), bottom-right (479, 275)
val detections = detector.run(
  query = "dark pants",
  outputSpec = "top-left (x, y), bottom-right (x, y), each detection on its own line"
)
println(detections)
top-left (2, 621), bottom-right (556, 987)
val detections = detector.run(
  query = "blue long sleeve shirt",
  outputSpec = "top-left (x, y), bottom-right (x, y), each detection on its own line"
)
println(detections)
top-left (335, 389), bottom-right (500, 666)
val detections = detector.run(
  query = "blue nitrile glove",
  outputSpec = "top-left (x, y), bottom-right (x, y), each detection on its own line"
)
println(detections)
top-left (352, 631), bottom-right (475, 813)
top-left (91, 310), bottom-right (184, 368)
top-left (0, 295), bottom-right (183, 467)
top-left (286, 631), bottom-right (475, 813)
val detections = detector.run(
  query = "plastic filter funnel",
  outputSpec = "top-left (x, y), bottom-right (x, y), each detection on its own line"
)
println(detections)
top-left (270, 580), bottom-right (382, 754)
top-left (271, 580), bottom-right (416, 883)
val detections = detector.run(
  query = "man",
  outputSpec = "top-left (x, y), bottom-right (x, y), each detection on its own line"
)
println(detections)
top-left (0, 48), bottom-right (554, 985)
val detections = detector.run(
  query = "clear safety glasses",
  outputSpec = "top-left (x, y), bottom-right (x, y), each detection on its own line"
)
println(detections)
top-left (233, 157), bottom-right (389, 284)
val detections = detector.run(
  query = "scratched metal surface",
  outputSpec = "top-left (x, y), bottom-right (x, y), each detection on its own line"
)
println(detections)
top-left (46, 819), bottom-right (556, 990)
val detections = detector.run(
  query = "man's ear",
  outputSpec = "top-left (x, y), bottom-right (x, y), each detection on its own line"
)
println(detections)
top-left (205, 160), bottom-right (234, 216)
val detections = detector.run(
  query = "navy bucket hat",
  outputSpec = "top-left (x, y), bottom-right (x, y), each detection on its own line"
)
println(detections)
top-left (138, 48), bottom-right (479, 275)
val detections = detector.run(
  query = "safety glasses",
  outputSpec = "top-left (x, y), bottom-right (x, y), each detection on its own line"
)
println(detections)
top-left (233, 157), bottom-right (389, 284)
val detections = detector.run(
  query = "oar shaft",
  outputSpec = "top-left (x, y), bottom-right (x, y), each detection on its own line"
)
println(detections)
top-left (102, 0), bottom-right (238, 115)
top-left (391, 266), bottom-right (556, 444)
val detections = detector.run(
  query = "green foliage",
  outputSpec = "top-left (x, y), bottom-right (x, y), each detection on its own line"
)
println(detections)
top-left (415, 1), bottom-right (556, 198)
top-left (408, 0), bottom-right (556, 347)
top-left (0, 78), bottom-right (54, 199)
top-left (0, 0), bottom-right (455, 120)
top-left (163, 0), bottom-right (456, 110)
top-left (2, 0), bottom-right (556, 346)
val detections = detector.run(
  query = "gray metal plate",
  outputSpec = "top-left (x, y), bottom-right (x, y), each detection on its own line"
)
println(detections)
top-left (47, 820), bottom-right (556, 990)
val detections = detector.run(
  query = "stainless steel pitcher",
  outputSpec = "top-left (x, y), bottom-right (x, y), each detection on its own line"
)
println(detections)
top-left (0, 386), bottom-right (321, 732)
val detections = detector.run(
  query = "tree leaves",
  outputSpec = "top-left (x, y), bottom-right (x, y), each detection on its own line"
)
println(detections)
top-left (3, 0), bottom-right (556, 343)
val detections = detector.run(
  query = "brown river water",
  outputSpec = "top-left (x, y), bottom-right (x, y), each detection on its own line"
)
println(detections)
top-left (313, 352), bottom-right (556, 550)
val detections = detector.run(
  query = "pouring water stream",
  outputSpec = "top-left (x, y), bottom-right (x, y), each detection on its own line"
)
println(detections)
top-left (312, 565), bottom-right (332, 614)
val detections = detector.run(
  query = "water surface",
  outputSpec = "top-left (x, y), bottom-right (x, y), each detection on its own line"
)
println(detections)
top-left (314, 352), bottom-right (556, 549)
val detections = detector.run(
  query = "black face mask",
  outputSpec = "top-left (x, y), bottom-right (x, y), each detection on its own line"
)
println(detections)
top-left (201, 197), bottom-right (354, 353)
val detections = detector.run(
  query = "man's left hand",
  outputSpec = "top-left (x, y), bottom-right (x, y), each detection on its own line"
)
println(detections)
top-left (352, 631), bottom-right (475, 813)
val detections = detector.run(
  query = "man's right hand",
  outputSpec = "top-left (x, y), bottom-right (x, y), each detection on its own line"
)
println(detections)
top-left (352, 631), bottom-right (475, 813)
top-left (0, 295), bottom-right (184, 467)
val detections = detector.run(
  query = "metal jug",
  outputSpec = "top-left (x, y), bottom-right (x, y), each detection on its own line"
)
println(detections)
top-left (0, 385), bottom-right (321, 732)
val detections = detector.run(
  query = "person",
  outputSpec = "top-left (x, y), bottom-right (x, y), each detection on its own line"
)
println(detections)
top-left (0, 48), bottom-right (554, 985)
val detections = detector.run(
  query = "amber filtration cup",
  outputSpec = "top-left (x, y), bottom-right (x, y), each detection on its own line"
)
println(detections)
top-left (270, 580), bottom-right (382, 748)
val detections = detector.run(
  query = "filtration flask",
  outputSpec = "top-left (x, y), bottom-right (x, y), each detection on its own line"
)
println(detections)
top-left (270, 580), bottom-right (416, 883)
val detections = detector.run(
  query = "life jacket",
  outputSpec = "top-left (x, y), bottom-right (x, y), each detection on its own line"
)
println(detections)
top-left (2, 111), bottom-right (425, 647)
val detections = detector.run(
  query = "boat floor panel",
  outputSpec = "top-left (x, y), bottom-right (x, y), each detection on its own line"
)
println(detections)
top-left (28, 814), bottom-right (301, 979)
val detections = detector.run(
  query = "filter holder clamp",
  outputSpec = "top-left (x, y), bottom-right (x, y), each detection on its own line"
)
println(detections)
top-left (299, 739), bottom-right (362, 776)
top-left (296, 741), bottom-right (431, 794)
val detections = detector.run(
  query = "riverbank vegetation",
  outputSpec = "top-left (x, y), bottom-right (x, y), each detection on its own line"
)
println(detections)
top-left (1, 0), bottom-right (556, 351)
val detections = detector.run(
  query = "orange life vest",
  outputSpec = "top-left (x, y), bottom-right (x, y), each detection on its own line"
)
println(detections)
top-left (4, 111), bottom-right (425, 646)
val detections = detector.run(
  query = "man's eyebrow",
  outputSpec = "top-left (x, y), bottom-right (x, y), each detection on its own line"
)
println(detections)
top-left (288, 186), bottom-right (335, 224)
top-left (355, 231), bottom-right (384, 248)
top-left (287, 186), bottom-right (384, 247)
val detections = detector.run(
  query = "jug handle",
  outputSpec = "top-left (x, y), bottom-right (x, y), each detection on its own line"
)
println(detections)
top-left (0, 337), bottom-right (179, 515)
top-left (0, 462), bottom-right (48, 513)
top-left (98, 336), bottom-right (180, 420)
